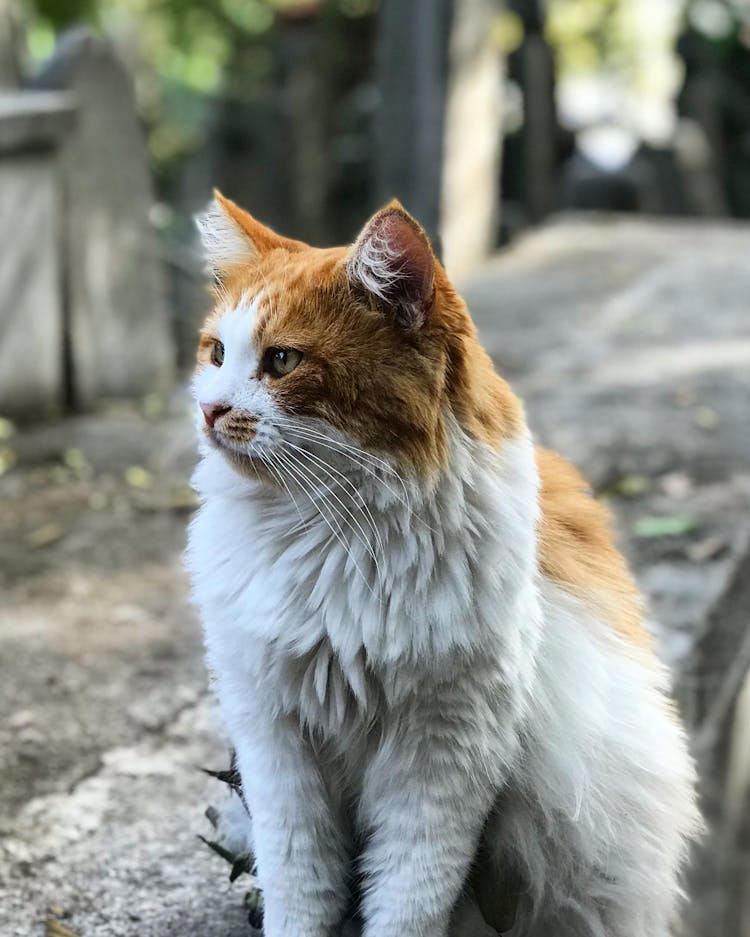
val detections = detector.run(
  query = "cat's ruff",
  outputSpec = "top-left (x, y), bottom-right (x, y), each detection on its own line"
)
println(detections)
top-left (186, 193), bottom-right (699, 937)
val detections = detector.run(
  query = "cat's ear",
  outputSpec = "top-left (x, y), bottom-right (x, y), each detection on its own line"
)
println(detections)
top-left (195, 190), bottom-right (303, 277)
top-left (346, 200), bottom-right (436, 330)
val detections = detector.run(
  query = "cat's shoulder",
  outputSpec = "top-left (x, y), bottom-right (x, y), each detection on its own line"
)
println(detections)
top-left (535, 446), bottom-right (650, 649)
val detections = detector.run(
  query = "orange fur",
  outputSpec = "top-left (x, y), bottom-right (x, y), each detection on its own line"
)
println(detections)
top-left (537, 448), bottom-right (650, 648)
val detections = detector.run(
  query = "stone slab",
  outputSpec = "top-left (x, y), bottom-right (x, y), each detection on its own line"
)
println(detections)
top-left (0, 151), bottom-right (65, 416)
top-left (35, 29), bottom-right (175, 405)
top-left (0, 90), bottom-right (76, 153)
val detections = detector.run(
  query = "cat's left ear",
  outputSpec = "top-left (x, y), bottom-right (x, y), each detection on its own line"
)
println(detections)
top-left (196, 190), bottom-right (304, 277)
top-left (346, 200), bottom-right (436, 330)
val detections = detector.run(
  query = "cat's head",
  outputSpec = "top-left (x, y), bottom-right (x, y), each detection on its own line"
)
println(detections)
top-left (192, 192), bottom-right (521, 482)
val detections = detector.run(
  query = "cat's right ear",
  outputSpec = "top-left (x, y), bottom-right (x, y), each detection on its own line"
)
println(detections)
top-left (195, 190), bottom-right (303, 278)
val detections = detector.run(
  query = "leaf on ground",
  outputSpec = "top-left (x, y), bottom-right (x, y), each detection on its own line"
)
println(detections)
top-left (26, 523), bottom-right (64, 548)
top-left (0, 445), bottom-right (17, 476)
top-left (0, 416), bottom-right (15, 441)
top-left (167, 485), bottom-right (200, 511)
top-left (46, 918), bottom-right (80, 937)
top-left (197, 834), bottom-right (254, 881)
top-left (633, 514), bottom-right (699, 539)
top-left (124, 465), bottom-right (154, 489)
top-left (612, 473), bottom-right (651, 498)
top-left (693, 406), bottom-right (719, 431)
top-left (63, 448), bottom-right (89, 472)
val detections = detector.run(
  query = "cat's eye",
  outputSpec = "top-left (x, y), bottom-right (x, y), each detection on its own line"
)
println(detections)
top-left (266, 347), bottom-right (303, 377)
top-left (211, 340), bottom-right (225, 367)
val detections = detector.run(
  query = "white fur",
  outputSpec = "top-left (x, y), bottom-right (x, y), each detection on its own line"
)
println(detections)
top-left (186, 318), bottom-right (698, 937)
top-left (348, 229), bottom-right (406, 303)
top-left (191, 294), bottom-right (282, 442)
top-left (196, 197), bottom-right (255, 274)
top-left (347, 222), bottom-right (431, 328)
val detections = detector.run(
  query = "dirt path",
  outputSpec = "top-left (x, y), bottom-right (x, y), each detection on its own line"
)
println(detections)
top-left (0, 407), bottom-right (249, 936)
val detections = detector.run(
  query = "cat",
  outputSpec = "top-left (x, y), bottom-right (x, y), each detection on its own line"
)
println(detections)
top-left (186, 192), bottom-right (700, 937)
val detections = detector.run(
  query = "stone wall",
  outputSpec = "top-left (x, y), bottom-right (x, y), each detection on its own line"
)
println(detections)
top-left (0, 27), bottom-right (175, 419)
top-left (0, 92), bottom-right (75, 416)
top-left (34, 29), bottom-right (174, 407)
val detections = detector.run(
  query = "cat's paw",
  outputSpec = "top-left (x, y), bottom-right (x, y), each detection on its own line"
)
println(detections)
top-left (206, 789), bottom-right (253, 854)
top-left (201, 791), bottom-right (254, 881)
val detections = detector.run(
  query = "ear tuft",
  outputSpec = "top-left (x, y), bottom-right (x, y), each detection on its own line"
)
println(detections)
top-left (195, 191), bottom-right (256, 276)
top-left (347, 204), bottom-right (435, 330)
top-left (195, 191), bottom-right (306, 278)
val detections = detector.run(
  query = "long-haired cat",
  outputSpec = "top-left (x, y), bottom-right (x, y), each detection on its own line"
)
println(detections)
top-left (186, 193), bottom-right (699, 937)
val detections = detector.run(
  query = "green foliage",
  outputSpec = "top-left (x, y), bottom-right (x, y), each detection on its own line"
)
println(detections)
top-left (547, 0), bottom-right (750, 81)
top-left (633, 514), bottom-right (699, 539)
top-left (546, 0), bottom-right (631, 76)
top-left (27, 0), bottom-right (100, 30)
top-left (21, 0), bottom-right (379, 171)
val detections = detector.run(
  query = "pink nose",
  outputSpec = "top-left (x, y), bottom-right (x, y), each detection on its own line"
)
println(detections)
top-left (201, 402), bottom-right (231, 428)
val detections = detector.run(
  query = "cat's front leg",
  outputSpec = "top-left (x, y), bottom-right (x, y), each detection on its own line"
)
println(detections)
top-left (358, 699), bottom-right (505, 937)
top-left (231, 711), bottom-right (350, 937)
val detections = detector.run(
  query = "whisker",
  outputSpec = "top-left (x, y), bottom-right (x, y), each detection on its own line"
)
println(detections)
top-left (280, 448), bottom-right (379, 597)
top-left (283, 444), bottom-right (381, 573)
top-left (263, 450), bottom-right (309, 536)
top-left (271, 418), bottom-right (414, 509)
top-left (278, 448), bottom-right (347, 550)
top-left (271, 418), bottom-right (437, 535)
top-left (271, 417), bottom-right (404, 481)
top-left (282, 439), bottom-right (386, 560)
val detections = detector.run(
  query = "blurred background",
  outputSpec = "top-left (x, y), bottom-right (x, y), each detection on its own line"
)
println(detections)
top-left (0, 1), bottom-right (749, 936)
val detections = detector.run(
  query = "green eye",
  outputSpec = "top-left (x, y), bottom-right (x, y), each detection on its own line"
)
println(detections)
top-left (267, 347), bottom-right (303, 377)
top-left (211, 340), bottom-right (225, 367)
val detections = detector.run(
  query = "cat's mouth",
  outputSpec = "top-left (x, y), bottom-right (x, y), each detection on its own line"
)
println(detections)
top-left (206, 427), bottom-right (282, 486)
top-left (205, 424), bottom-right (259, 464)
top-left (207, 426), bottom-right (256, 453)
top-left (204, 408), bottom-right (258, 452)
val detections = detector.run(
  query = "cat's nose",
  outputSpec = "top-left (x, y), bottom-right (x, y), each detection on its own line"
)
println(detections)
top-left (201, 402), bottom-right (231, 428)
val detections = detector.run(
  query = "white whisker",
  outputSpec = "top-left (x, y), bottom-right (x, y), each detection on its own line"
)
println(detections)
top-left (279, 447), bottom-right (379, 598)
top-left (284, 445), bottom-right (381, 574)
top-left (275, 419), bottom-right (404, 480)
top-left (271, 418), bottom-right (412, 505)
top-left (282, 438), bottom-right (386, 560)
top-left (263, 450), bottom-right (309, 536)
top-left (271, 418), bottom-right (437, 535)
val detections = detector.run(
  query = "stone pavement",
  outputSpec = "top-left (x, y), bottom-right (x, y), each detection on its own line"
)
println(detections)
top-left (1, 216), bottom-right (748, 936)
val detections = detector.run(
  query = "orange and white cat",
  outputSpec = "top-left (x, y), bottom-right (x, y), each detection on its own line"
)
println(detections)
top-left (186, 193), bottom-right (699, 937)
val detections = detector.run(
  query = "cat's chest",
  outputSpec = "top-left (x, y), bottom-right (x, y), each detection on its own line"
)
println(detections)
top-left (264, 636), bottom-right (385, 744)
top-left (188, 482), bottom-right (480, 668)
top-left (189, 489), bottom-right (470, 737)
top-left (191, 491), bottom-right (387, 655)
top-left (186, 450), bottom-right (537, 733)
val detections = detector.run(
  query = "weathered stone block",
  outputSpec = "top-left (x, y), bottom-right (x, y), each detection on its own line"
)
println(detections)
top-left (35, 29), bottom-right (175, 405)
top-left (0, 91), bottom-right (75, 418)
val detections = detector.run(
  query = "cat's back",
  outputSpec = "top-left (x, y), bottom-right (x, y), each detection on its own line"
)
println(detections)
top-left (535, 446), bottom-right (649, 649)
